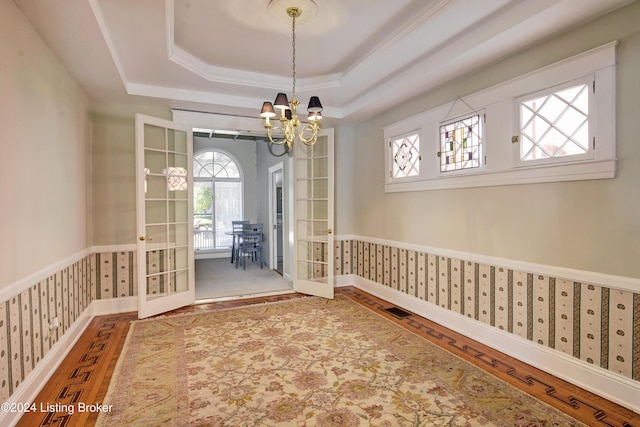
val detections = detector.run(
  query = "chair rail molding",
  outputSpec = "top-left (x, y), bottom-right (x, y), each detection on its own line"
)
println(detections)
top-left (0, 249), bottom-right (91, 305)
top-left (340, 235), bottom-right (639, 293)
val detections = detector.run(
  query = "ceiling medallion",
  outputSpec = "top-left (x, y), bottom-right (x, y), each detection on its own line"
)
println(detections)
top-left (267, 0), bottom-right (318, 24)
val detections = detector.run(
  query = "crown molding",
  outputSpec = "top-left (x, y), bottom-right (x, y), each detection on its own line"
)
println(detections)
top-left (88, 0), bottom-right (129, 90)
top-left (339, 0), bottom-right (451, 86)
top-left (88, 0), bottom-right (631, 123)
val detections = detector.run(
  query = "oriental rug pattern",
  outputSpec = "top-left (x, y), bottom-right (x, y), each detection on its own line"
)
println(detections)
top-left (97, 296), bottom-right (584, 426)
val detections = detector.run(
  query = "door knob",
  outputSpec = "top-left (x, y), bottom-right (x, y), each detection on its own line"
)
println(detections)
top-left (327, 229), bottom-right (332, 235)
top-left (139, 236), bottom-right (146, 241)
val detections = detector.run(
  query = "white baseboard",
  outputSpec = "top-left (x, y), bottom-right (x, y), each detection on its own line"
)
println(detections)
top-left (335, 274), bottom-right (353, 287)
top-left (0, 309), bottom-right (92, 427)
top-left (90, 296), bottom-right (138, 316)
top-left (194, 250), bottom-right (231, 260)
top-left (342, 274), bottom-right (640, 414)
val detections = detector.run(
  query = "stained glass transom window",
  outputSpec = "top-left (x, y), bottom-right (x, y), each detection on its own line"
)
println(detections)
top-left (391, 133), bottom-right (420, 178)
top-left (439, 114), bottom-right (482, 172)
top-left (519, 83), bottom-right (589, 161)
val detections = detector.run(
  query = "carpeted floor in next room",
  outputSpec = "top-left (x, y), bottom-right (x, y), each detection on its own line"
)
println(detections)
top-left (195, 257), bottom-right (292, 300)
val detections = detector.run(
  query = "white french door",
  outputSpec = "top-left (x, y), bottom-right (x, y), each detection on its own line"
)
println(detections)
top-left (292, 129), bottom-right (334, 299)
top-left (135, 114), bottom-right (195, 318)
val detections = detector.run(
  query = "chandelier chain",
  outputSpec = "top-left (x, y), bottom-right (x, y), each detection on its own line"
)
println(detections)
top-left (291, 12), bottom-right (296, 98)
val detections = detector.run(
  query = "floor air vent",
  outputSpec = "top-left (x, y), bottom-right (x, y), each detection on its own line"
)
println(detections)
top-left (384, 307), bottom-right (412, 318)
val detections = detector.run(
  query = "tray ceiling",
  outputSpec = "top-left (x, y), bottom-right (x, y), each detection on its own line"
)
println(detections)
top-left (13, 0), bottom-right (633, 124)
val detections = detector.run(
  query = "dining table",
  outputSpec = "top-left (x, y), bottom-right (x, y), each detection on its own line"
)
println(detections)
top-left (225, 230), bottom-right (244, 263)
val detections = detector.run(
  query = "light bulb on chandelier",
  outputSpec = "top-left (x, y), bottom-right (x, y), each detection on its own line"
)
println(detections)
top-left (260, 3), bottom-right (323, 154)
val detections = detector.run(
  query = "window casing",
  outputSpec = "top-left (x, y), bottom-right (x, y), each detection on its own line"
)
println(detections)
top-left (516, 76), bottom-right (594, 167)
top-left (383, 42), bottom-right (616, 193)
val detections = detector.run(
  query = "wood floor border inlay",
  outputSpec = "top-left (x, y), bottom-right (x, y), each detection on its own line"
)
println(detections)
top-left (17, 313), bottom-right (137, 427)
top-left (15, 288), bottom-right (639, 427)
top-left (338, 287), bottom-right (639, 427)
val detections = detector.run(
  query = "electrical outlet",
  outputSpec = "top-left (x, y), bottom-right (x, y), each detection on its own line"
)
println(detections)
top-left (49, 317), bottom-right (60, 330)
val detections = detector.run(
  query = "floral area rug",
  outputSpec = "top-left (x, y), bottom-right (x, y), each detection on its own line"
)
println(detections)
top-left (97, 295), bottom-right (584, 426)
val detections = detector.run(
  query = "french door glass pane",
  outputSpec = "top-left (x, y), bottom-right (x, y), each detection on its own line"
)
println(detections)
top-left (145, 200), bottom-right (166, 224)
top-left (172, 269), bottom-right (189, 293)
top-left (169, 224), bottom-right (189, 246)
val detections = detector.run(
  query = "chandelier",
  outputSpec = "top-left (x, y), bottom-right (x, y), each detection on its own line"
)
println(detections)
top-left (259, 5), bottom-right (323, 154)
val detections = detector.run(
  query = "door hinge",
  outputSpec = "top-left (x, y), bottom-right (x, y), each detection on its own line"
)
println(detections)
top-left (593, 80), bottom-right (596, 93)
top-left (511, 135), bottom-right (519, 143)
top-left (593, 137), bottom-right (596, 149)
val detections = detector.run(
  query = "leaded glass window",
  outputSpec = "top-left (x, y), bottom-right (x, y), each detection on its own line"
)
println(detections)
top-left (519, 82), bottom-right (589, 162)
top-left (391, 133), bottom-right (420, 178)
top-left (439, 114), bottom-right (483, 172)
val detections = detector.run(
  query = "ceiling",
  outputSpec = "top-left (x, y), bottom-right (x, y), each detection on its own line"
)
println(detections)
top-left (13, 0), bottom-right (633, 125)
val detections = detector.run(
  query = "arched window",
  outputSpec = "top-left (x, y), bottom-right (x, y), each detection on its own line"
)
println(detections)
top-left (193, 150), bottom-right (243, 250)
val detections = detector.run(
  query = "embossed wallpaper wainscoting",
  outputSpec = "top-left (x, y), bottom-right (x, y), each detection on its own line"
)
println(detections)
top-left (0, 248), bottom-right (137, 426)
top-left (1, 241), bottom-right (639, 424)
top-left (333, 236), bottom-right (640, 415)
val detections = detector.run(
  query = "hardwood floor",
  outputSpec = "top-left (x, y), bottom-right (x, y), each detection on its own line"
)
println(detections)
top-left (17, 287), bottom-right (639, 427)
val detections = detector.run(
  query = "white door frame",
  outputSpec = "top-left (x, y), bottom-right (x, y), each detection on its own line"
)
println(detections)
top-left (268, 162), bottom-right (284, 271)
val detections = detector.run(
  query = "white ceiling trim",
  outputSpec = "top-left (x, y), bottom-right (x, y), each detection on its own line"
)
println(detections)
top-left (127, 82), bottom-right (345, 119)
top-left (338, 0), bottom-right (451, 87)
top-left (169, 45), bottom-right (342, 93)
top-left (127, 83), bottom-right (261, 109)
top-left (76, 0), bottom-right (632, 123)
top-left (165, 0), bottom-right (341, 93)
top-left (163, 0), bottom-right (462, 96)
top-left (88, 0), bottom-right (128, 90)
top-left (337, 0), bottom-right (615, 121)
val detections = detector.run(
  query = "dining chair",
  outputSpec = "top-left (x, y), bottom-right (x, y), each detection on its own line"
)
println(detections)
top-left (231, 220), bottom-right (250, 263)
top-left (236, 223), bottom-right (264, 270)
